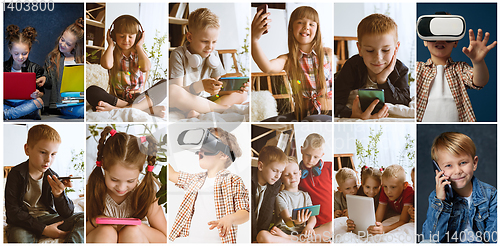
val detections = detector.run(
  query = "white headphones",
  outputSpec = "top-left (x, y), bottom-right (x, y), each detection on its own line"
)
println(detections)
top-left (185, 47), bottom-right (221, 69)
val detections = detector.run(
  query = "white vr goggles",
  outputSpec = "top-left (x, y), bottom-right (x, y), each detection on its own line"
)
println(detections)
top-left (177, 128), bottom-right (236, 162)
top-left (417, 14), bottom-right (466, 41)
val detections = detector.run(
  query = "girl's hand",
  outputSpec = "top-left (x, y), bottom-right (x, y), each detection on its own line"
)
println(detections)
top-left (251, 9), bottom-right (272, 42)
top-left (136, 31), bottom-right (145, 48)
top-left (291, 209), bottom-right (311, 225)
top-left (48, 175), bottom-right (71, 198)
top-left (463, 29), bottom-right (497, 64)
top-left (106, 29), bottom-right (114, 45)
top-left (367, 222), bottom-right (384, 234)
top-left (202, 78), bottom-right (223, 95)
top-left (30, 90), bottom-right (40, 99)
top-left (346, 219), bottom-right (356, 232)
top-left (36, 76), bottom-right (46, 87)
top-left (208, 215), bottom-right (233, 237)
top-left (435, 170), bottom-right (451, 201)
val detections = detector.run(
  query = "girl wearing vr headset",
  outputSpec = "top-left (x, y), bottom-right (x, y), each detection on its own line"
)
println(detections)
top-left (252, 6), bottom-right (333, 122)
top-left (86, 126), bottom-right (167, 243)
top-left (86, 15), bottom-right (167, 118)
top-left (45, 17), bottom-right (84, 118)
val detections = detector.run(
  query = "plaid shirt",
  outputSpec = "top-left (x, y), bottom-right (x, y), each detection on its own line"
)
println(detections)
top-left (417, 58), bottom-right (482, 122)
top-left (169, 169), bottom-right (250, 243)
top-left (111, 52), bottom-right (145, 103)
top-left (298, 49), bottom-right (333, 115)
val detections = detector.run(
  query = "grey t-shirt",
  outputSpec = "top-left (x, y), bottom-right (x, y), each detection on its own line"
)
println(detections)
top-left (169, 43), bottom-right (226, 97)
top-left (274, 189), bottom-right (313, 233)
top-left (334, 190), bottom-right (348, 211)
top-left (23, 175), bottom-right (50, 218)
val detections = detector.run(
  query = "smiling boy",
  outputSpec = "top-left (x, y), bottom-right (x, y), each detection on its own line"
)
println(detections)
top-left (334, 13), bottom-right (410, 120)
top-left (5, 124), bottom-right (83, 243)
top-left (422, 132), bottom-right (496, 243)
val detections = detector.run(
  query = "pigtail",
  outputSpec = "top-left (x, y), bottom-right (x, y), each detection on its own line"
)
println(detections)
top-left (6, 25), bottom-right (37, 50)
top-left (6, 25), bottom-right (19, 41)
top-left (86, 126), bottom-right (114, 221)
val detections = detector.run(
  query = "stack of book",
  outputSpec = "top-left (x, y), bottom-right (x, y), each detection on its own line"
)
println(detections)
top-left (57, 92), bottom-right (84, 108)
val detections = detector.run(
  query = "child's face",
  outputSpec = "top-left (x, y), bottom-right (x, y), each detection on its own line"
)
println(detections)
top-left (436, 150), bottom-right (477, 194)
top-left (424, 40), bottom-right (457, 61)
top-left (24, 139), bottom-right (60, 176)
top-left (362, 177), bottom-right (381, 198)
top-left (338, 177), bottom-right (357, 196)
top-left (114, 32), bottom-right (137, 51)
top-left (357, 31), bottom-right (399, 76)
top-left (300, 146), bottom-right (324, 169)
top-left (59, 31), bottom-right (77, 55)
top-left (186, 27), bottom-right (220, 58)
top-left (9, 42), bottom-right (30, 68)
top-left (292, 17), bottom-right (317, 46)
top-left (382, 176), bottom-right (405, 201)
top-left (281, 163), bottom-right (301, 189)
top-left (258, 161), bottom-right (287, 185)
top-left (104, 164), bottom-right (140, 198)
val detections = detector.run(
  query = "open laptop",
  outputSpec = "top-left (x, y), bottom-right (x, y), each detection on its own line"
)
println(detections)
top-left (346, 194), bottom-right (376, 237)
top-left (60, 64), bottom-right (84, 92)
top-left (3, 72), bottom-right (36, 99)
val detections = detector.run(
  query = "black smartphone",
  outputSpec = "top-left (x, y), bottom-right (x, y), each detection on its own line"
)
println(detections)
top-left (358, 89), bottom-right (385, 114)
top-left (257, 4), bottom-right (268, 34)
top-left (432, 160), bottom-right (453, 201)
top-left (58, 176), bottom-right (83, 180)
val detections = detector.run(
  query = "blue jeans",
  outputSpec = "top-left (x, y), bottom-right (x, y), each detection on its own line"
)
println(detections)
top-left (4, 99), bottom-right (42, 120)
top-left (6, 212), bottom-right (84, 243)
top-left (60, 105), bottom-right (84, 118)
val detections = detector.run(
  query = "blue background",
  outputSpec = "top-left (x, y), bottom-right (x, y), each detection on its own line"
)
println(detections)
top-left (417, 3), bottom-right (497, 122)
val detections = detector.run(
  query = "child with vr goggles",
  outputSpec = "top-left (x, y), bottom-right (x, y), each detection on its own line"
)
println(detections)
top-left (169, 127), bottom-right (250, 243)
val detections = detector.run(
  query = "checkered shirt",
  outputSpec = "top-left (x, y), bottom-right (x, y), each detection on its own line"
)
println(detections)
top-left (417, 58), bottom-right (482, 122)
top-left (298, 49), bottom-right (333, 115)
top-left (168, 169), bottom-right (250, 243)
top-left (111, 52), bottom-right (145, 103)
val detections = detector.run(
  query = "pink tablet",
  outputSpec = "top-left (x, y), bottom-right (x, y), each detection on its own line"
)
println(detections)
top-left (95, 217), bottom-right (141, 225)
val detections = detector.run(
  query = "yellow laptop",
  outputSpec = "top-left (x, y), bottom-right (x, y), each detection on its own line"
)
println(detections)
top-left (60, 64), bottom-right (84, 92)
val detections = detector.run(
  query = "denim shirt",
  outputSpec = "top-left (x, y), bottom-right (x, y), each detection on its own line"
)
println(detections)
top-left (422, 176), bottom-right (497, 243)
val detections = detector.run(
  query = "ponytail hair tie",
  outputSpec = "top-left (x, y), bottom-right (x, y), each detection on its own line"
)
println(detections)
top-left (140, 136), bottom-right (147, 143)
top-left (147, 165), bottom-right (154, 172)
top-left (96, 161), bottom-right (102, 167)
top-left (110, 129), bottom-right (117, 136)
top-left (380, 167), bottom-right (384, 172)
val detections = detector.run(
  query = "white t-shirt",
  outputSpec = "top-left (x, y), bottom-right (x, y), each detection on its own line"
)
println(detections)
top-left (11, 67), bottom-right (21, 73)
top-left (188, 177), bottom-right (220, 243)
top-left (462, 195), bottom-right (482, 243)
top-left (64, 60), bottom-right (77, 66)
top-left (422, 65), bottom-right (459, 122)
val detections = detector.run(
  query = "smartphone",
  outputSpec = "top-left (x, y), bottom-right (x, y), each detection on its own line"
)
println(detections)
top-left (58, 176), bottom-right (83, 180)
top-left (292, 205), bottom-right (321, 220)
top-left (257, 4), bottom-right (269, 34)
top-left (96, 217), bottom-right (142, 225)
top-left (358, 89), bottom-right (385, 115)
top-left (432, 160), bottom-right (453, 201)
top-left (219, 77), bottom-right (249, 91)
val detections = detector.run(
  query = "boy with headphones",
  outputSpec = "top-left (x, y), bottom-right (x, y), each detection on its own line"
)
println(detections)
top-left (169, 8), bottom-right (248, 119)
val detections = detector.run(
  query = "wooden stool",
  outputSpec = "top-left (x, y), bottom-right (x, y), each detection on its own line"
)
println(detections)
top-left (251, 72), bottom-right (294, 112)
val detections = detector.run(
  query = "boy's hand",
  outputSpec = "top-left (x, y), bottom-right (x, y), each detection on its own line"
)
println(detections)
top-left (463, 29), bottom-right (497, 64)
top-left (334, 209), bottom-right (343, 218)
top-left (42, 221), bottom-right (69, 239)
top-left (291, 209), bottom-right (311, 225)
top-left (346, 219), bottom-right (356, 232)
top-left (36, 76), bottom-right (46, 87)
top-left (136, 31), bottom-right (145, 48)
top-left (435, 170), bottom-right (451, 201)
top-left (208, 215), bottom-right (233, 237)
top-left (202, 78), bottom-right (223, 95)
top-left (408, 205), bottom-right (415, 222)
top-left (301, 224), bottom-right (316, 238)
top-left (367, 222), bottom-right (384, 234)
top-left (251, 9), bottom-right (272, 42)
top-left (342, 209), bottom-right (349, 217)
top-left (48, 175), bottom-right (72, 198)
top-left (351, 95), bottom-right (389, 120)
top-left (374, 49), bottom-right (397, 84)
top-left (238, 82), bottom-right (249, 93)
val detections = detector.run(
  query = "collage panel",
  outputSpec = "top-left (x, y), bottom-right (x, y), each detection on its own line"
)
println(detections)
top-left (251, 123), bottom-right (332, 243)
top-left (4, 123), bottom-right (85, 243)
top-left (250, 3), bottom-right (333, 122)
top-left (416, 3), bottom-right (497, 122)
top-left (334, 123), bottom-right (415, 243)
top-left (85, 123), bottom-right (168, 243)
top-left (85, 2), bottom-right (168, 122)
top-left (333, 2), bottom-right (416, 121)
top-left (416, 124), bottom-right (497, 243)
top-left (4, 2), bottom-right (84, 121)
top-left (168, 3), bottom-right (250, 122)
top-left (167, 123), bottom-right (251, 243)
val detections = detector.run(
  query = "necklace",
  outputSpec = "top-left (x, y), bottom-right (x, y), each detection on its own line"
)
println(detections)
top-left (367, 75), bottom-right (376, 84)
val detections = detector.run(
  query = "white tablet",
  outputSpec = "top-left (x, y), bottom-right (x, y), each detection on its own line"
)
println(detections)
top-left (346, 194), bottom-right (376, 237)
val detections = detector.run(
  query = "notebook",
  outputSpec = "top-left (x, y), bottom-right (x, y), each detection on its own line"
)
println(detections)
top-left (3, 72), bottom-right (36, 100)
top-left (60, 64), bottom-right (84, 93)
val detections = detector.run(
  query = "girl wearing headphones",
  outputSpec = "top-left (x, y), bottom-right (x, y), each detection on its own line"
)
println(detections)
top-left (86, 15), bottom-right (167, 118)
top-left (169, 8), bottom-right (248, 119)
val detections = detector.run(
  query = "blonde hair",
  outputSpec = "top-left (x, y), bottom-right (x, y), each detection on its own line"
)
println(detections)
top-left (188, 8), bottom-right (220, 32)
top-left (335, 167), bottom-right (356, 186)
top-left (382, 164), bottom-right (406, 183)
top-left (208, 127), bottom-right (242, 168)
top-left (27, 124), bottom-right (61, 146)
top-left (286, 6), bottom-right (328, 120)
top-left (258, 146), bottom-right (288, 166)
top-left (357, 13), bottom-right (398, 44)
top-left (360, 166), bottom-right (382, 185)
top-left (431, 132), bottom-right (476, 162)
top-left (302, 133), bottom-right (325, 150)
top-left (287, 156), bottom-right (299, 167)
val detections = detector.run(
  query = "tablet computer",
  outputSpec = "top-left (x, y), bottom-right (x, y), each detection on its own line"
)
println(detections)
top-left (358, 89), bottom-right (385, 114)
top-left (4, 72), bottom-right (36, 99)
top-left (346, 194), bottom-right (376, 236)
top-left (60, 64), bottom-right (84, 92)
top-left (292, 204), bottom-right (321, 220)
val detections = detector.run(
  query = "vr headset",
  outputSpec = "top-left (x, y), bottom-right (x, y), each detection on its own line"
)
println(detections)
top-left (417, 14), bottom-right (466, 41)
top-left (177, 128), bottom-right (236, 162)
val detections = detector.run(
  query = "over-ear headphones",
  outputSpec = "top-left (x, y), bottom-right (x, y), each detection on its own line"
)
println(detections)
top-left (185, 46), bottom-right (221, 69)
top-left (110, 15), bottom-right (144, 45)
top-left (300, 159), bottom-right (324, 179)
